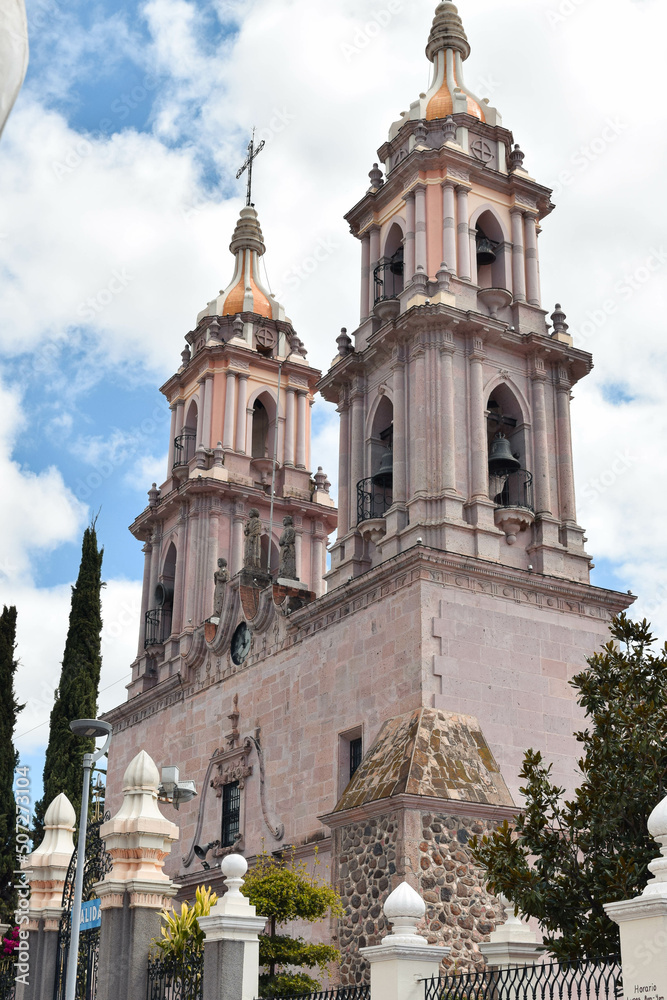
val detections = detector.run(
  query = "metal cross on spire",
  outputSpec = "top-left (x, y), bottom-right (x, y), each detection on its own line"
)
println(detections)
top-left (236, 129), bottom-right (266, 207)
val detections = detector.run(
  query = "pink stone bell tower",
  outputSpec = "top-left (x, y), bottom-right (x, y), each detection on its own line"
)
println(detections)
top-left (321, 0), bottom-right (589, 591)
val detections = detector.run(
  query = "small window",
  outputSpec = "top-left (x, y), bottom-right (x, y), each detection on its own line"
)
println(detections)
top-left (221, 782), bottom-right (240, 847)
top-left (350, 738), bottom-right (363, 780)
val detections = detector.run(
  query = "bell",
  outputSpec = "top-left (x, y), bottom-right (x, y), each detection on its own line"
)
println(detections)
top-left (373, 450), bottom-right (394, 488)
top-left (389, 248), bottom-right (404, 277)
top-left (477, 236), bottom-right (497, 267)
top-left (488, 434), bottom-right (520, 475)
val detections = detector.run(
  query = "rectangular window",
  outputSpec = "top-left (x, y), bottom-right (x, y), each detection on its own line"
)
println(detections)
top-left (349, 737), bottom-right (363, 780)
top-left (221, 781), bottom-right (241, 847)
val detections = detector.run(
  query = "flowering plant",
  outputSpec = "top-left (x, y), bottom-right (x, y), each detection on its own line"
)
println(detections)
top-left (2, 927), bottom-right (19, 955)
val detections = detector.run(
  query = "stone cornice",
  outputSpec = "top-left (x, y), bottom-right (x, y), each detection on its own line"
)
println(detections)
top-left (319, 793), bottom-right (519, 831)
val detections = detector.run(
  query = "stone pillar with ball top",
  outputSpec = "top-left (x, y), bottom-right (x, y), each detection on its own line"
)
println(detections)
top-left (360, 881), bottom-right (449, 1000)
top-left (605, 792), bottom-right (667, 1000)
top-left (198, 854), bottom-right (268, 1000)
top-left (479, 894), bottom-right (542, 969)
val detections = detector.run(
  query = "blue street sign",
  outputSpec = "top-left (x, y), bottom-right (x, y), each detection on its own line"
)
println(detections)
top-left (78, 898), bottom-right (101, 931)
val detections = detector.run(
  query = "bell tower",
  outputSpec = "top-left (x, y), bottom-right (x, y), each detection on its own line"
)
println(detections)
top-left (128, 204), bottom-right (336, 696)
top-left (320, 0), bottom-right (589, 590)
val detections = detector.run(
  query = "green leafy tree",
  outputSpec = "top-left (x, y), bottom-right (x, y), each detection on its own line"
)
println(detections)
top-left (242, 849), bottom-right (343, 997)
top-left (471, 614), bottom-right (667, 962)
top-left (33, 525), bottom-right (104, 843)
top-left (0, 607), bottom-right (23, 924)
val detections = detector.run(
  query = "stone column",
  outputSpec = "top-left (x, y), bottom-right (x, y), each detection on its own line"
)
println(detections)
top-left (171, 504), bottom-right (187, 634)
top-left (392, 353), bottom-right (407, 505)
top-left (95, 752), bottom-right (179, 1000)
top-left (360, 881), bottom-right (449, 1000)
top-left (337, 394), bottom-right (351, 536)
top-left (531, 365), bottom-right (552, 515)
top-left (148, 525), bottom-right (160, 614)
top-left (605, 793), bottom-right (667, 1000)
top-left (231, 507), bottom-right (245, 575)
top-left (410, 342), bottom-right (427, 500)
top-left (294, 530), bottom-right (303, 582)
top-left (174, 399), bottom-right (184, 440)
top-left (235, 375), bottom-right (248, 453)
top-left (442, 182), bottom-right (457, 272)
top-left (284, 388), bottom-right (296, 467)
top-left (137, 541), bottom-right (153, 655)
top-left (295, 391), bottom-right (308, 469)
top-left (524, 213), bottom-right (540, 306)
top-left (223, 370), bottom-right (237, 450)
top-left (199, 855), bottom-right (267, 1000)
top-left (555, 368), bottom-right (576, 524)
top-left (404, 192), bottom-right (416, 280)
top-left (511, 208), bottom-right (526, 303)
top-left (415, 184), bottom-right (427, 275)
top-left (456, 186), bottom-right (471, 282)
top-left (360, 234), bottom-right (371, 321)
top-left (167, 405), bottom-right (177, 475)
top-left (369, 225), bottom-right (381, 312)
top-left (469, 338), bottom-right (488, 501)
top-left (19, 794), bottom-right (76, 1000)
top-left (196, 377), bottom-right (207, 450)
top-left (349, 382), bottom-right (365, 527)
top-left (469, 226), bottom-right (478, 285)
top-left (202, 374), bottom-right (214, 450)
top-left (311, 535), bottom-right (324, 598)
top-left (441, 337), bottom-right (457, 493)
top-left (479, 894), bottom-right (541, 969)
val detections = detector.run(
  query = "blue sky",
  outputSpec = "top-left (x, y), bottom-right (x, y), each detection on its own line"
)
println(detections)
top-left (2, 0), bottom-right (666, 806)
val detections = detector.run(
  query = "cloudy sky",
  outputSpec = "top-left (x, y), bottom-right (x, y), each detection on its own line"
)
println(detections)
top-left (1, 0), bottom-right (665, 797)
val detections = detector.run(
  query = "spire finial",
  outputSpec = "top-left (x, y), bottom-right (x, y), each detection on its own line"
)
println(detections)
top-left (236, 128), bottom-right (266, 207)
top-left (426, 1), bottom-right (471, 63)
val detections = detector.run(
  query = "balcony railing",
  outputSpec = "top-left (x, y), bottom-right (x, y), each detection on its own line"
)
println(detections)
top-left (145, 608), bottom-right (172, 648)
top-left (173, 432), bottom-right (196, 468)
top-left (490, 468), bottom-right (534, 511)
top-left (357, 478), bottom-right (393, 524)
top-left (373, 248), bottom-right (404, 304)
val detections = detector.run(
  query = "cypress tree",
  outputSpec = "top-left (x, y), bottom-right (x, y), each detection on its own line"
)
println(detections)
top-left (33, 525), bottom-right (104, 844)
top-left (0, 606), bottom-right (22, 924)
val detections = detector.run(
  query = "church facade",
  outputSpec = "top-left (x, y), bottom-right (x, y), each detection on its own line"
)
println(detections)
top-left (104, 1), bottom-right (632, 980)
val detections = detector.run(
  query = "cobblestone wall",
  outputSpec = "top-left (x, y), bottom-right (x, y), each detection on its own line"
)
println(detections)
top-left (335, 809), bottom-right (504, 985)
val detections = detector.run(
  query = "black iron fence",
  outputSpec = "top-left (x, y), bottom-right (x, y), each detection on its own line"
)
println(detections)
top-left (0, 956), bottom-right (16, 1000)
top-left (423, 955), bottom-right (622, 1000)
top-left (145, 607), bottom-right (172, 647)
top-left (261, 986), bottom-right (370, 1000)
top-left (173, 432), bottom-right (197, 468)
top-left (146, 951), bottom-right (204, 1000)
top-left (490, 468), bottom-right (534, 512)
top-left (374, 248), bottom-right (404, 303)
top-left (357, 478), bottom-right (393, 523)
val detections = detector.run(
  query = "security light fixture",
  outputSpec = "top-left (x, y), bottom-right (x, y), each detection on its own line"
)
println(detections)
top-left (158, 765), bottom-right (198, 811)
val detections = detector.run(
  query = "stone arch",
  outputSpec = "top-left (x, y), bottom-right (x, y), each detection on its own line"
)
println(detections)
top-left (249, 388), bottom-right (277, 460)
top-left (470, 205), bottom-right (511, 292)
top-left (378, 220), bottom-right (405, 299)
top-left (368, 393), bottom-right (394, 481)
top-left (485, 379), bottom-right (531, 480)
top-left (180, 397), bottom-right (199, 464)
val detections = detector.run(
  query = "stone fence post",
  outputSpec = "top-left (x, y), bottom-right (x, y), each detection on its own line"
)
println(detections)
top-left (479, 893), bottom-right (542, 969)
top-left (605, 792), bottom-right (667, 1000)
top-left (18, 793), bottom-right (76, 1000)
top-left (95, 750), bottom-right (179, 1000)
top-left (199, 854), bottom-right (267, 1000)
top-left (360, 881), bottom-right (449, 1000)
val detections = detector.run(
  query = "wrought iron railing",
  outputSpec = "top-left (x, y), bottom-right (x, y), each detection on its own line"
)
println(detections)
top-left (0, 956), bottom-right (16, 1000)
top-left (423, 955), bottom-right (622, 1000)
top-left (357, 478), bottom-right (393, 523)
top-left (260, 985), bottom-right (370, 1000)
top-left (147, 951), bottom-right (204, 1000)
top-left (374, 248), bottom-right (404, 303)
top-left (173, 432), bottom-right (197, 468)
top-left (490, 468), bottom-right (534, 512)
top-left (145, 607), bottom-right (172, 647)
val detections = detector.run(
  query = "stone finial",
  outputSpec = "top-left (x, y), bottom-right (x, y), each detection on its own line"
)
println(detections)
top-left (443, 116), bottom-right (458, 144)
top-left (337, 328), bottom-right (353, 356)
top-left (148, 483), bottom-right (160, 508)
top-left (368, 163), bottom-right (384, 190)
top-left (426, 1), bottom-right (471, 63)
top-left (232, 315), bottom-right (244, 338)
top-left (181, 345), bottom-right (191, 366)
top-left (100, 750), bottom-right (179, 885)
top-left (413, 122), bottom-right (428, 147)
top-left (314, 467), bottom-right (331, 493)
top-left (412, 267), bottom-right (429, 293)
top-left (643, 793), bottom-right (667, 893)
top-left (221, 853), bottom-right (248, 897)
top-left (436, 263), bottom-right (452, 293)
top-left (229, 205), bottom-right (266, 257)
top-left (382, 881), bottom-right (426, 944)
top-left (509, 144), bottom-right (526, 172)
top-left (479, 892), bottom-right (541, 968)
top-left (23, 793), bottom-right (76, 915)
top-left (214, 441), bottom-right (225, 468)
top-left (551, 303), bottom-right (569, 335)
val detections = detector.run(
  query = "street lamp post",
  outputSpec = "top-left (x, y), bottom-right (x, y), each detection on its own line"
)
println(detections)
top-left (64, 719), bottom-right (112, 1000)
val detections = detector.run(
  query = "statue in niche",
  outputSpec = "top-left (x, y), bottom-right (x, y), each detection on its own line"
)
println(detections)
top-left (278, 515), bottom-right (297, 580)
top-left (213, 558), bottom-right (229, 616)
top-left (244, 509), bottom-right (262, 570)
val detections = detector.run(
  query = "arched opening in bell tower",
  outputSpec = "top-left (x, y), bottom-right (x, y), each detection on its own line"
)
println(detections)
top-left (474, 209), bottom-right (509, 292)
top-left (486, 384), bottom-right (533, 511)
top-left (375, 223), bottom-right (405, 301)
top-left (358, 395), bottom-right (394, 522)
top-left (261, 534), bottom-right (280, 576)
top-left (176, 399), bottom-right (198, 466)
top-left (252, 398), bottom-right (270, 458)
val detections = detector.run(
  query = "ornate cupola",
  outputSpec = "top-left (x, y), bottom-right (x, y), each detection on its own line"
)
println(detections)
top-left (319, 0), bottom-right (594, 590)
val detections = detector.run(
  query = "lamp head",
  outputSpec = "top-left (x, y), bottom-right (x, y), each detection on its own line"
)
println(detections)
top-left (70, 719), bottom-right (112, 739)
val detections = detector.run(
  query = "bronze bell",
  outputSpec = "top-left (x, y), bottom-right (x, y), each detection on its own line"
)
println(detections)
top-left (476, 236), bottom-right (497, 267)
top-left (373, 449), bottom-right (394, 488)
top-left (488, 434), bottom-right (520, 475)
top-left (389, 248), bottom-right (404, 277)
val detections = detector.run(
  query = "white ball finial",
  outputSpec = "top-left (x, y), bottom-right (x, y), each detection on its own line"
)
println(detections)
top-left (643, 793), bottom-right (667, 894)
top-left (221, 853), bottom-right (248, 896)
top-left (382, 881), bottom-right (426, 944)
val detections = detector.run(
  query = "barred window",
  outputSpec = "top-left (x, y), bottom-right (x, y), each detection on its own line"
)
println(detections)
top-left (350, 737), bottom-right (363, 780)
top-left (221, 781), bottom-right (240, 847)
